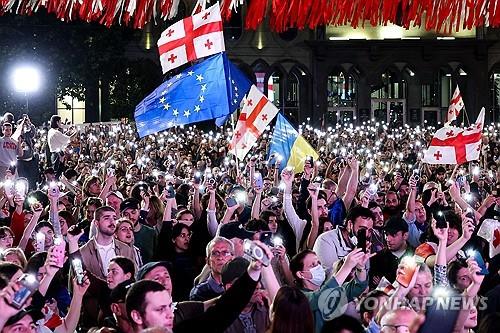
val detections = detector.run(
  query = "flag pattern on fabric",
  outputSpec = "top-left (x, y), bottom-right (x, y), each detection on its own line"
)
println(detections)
top-left (230, 85), bottom-right (279, 160)
top-left (423, 108), bottom-right (484, 165)
top-left (446, 85), bottom-right (465, 124)
top-left (215, 59), bottom-right (253, 127)
top-left (157, 3), bottom-right (225, 74)
top-left (268, 113), bottom-right (319, 171)
top-left (477, 219), bottom-right (500, 258)
top-left (135, 53), bottom-right (249, 138)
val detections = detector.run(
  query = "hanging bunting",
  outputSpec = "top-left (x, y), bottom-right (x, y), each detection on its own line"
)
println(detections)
top-left (0, 0), bottom-right (499, 31)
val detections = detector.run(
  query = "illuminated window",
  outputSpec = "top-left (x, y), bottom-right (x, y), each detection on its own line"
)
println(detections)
top-left (439, 67), bottom-right (453, 108)
top-left (371, 69), bottom-right (406, 99)
top-left (328, 71), bottom-right (357, 107)
top-left (56, 95), bottom-right (85, 124)
top-left (267, 72), bottom-right (282, 106)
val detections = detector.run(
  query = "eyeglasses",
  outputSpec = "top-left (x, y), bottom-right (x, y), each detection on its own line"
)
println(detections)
top-left (382, 324), bottom-right (410, 333)
top-left (179, 232), bottom-right (192, 239)
top-left (211, 250), bottom-right (232, 258)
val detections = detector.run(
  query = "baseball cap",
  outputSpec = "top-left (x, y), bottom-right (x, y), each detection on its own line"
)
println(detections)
top-left (384, 217), bottom-right (409, 235)
top-left (107, 191), bottom-right (125, 201)
top-left (5, 307), bottom-right (43, 327)
top-left (120, 198), bottom-right (140, 213)
top-left (218, 222), bottom-right (255, 240)
top-left (136, 261), bottom-right (172, 281)
top-left (109, 279), bottom-right (135, 304)
top-left (221, 257), bottom-right (250, 285)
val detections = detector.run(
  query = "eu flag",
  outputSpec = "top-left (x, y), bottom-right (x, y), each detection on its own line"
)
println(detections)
top-left (135, 53), bottom-right (251, 137)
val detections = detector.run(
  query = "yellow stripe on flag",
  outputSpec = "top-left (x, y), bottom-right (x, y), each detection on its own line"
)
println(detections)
top-left (287, 135), bottom-right (319, 172)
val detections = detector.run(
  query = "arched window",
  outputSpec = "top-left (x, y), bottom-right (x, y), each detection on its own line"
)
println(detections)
top-left (267, 71), bottom-right (283, 107)
top-left (328, 70), bottom-right (356, 107)
top-left (371, 69), bottom-right (406, 99)
top-left (439, 66), bottom-right (453, 108)
top-left (284, 71), bottom-right (300, 122)
top-left (327, 69), bottom-right (357, 124)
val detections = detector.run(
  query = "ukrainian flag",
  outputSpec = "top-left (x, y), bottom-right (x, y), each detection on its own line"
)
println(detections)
top-left (268, 114), bottom-right (319, 171)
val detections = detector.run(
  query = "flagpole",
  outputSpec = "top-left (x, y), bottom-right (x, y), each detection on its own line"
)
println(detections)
top-left (449, 164), bottom-right (459, 184)
top-left (231, 111), bottom-right (240, 181)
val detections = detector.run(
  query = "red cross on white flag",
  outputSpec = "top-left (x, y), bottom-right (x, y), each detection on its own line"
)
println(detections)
top-left (230, 85), bottom-right (279, 160)
top-left (446, 85), bottom-right (465, 124)
top-left (423, 107), bottom-right (484, 165)
top-left (157, 3), bottom-right (225, 74)
top-left (477, 219), bottom-right (500, 258)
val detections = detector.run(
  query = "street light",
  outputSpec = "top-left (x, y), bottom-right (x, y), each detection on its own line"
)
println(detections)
top-left (11, 65), bottom-right (41, 116)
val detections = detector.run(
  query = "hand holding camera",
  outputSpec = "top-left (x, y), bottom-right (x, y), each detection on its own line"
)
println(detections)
top-left (244, 239), bottom-right (274, 269)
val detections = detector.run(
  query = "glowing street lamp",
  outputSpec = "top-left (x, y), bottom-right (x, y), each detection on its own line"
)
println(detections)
top-left (11, 65), bottom-right (41, 115)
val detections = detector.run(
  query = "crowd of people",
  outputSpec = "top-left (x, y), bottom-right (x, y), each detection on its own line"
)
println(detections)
top-left (0, 110), bottom-right (498, 333)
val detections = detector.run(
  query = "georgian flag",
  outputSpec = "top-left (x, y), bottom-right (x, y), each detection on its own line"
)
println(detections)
top-left (477, 219), bottom-right (500, 258)
top-left (157, 3), bottom-right (225, 74)
top-left (446, 85), bottom-right (465, 124)
top-left (230, 85), bottom-right (279, 160)
top-left (423, 108), bottom-right (484, 165)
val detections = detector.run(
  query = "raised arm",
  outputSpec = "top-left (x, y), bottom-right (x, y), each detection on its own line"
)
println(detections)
top-left (54, 275), bottom-right (90, 333)
top-left (206, 182), bottom-right (219, 236)
top-left (18, 200), bottom-right (43, 251)
top-left (251, 185), bottom-right (263, 220)
top-left (305, 185), bottom-right (319, 250)
top-left (404, 176), bottom-right (418, 221)
top-left (191, 181), bottom-right (202, 220)
top-left (336, 163), bottom-right (350, 198)
top-left (342, 157), bottom-right (359, 209)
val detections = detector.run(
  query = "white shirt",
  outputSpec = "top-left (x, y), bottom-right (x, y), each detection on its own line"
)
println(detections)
top-left (313, 227), bottom-right (352, 276)
top-left (95, 239), bottom-right (116, 275)
top-left (47, 128), bottom-right (71, 153)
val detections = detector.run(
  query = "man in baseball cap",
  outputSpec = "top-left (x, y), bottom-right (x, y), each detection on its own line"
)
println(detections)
top-left (369, 217), bottom-right (413, 288)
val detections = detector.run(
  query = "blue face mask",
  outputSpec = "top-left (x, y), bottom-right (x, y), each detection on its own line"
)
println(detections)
top-left (309, 264), bottom-right (326, 286)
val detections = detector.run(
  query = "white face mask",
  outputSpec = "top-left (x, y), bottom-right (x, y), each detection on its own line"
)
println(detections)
top-left (308, 265), bottom-right (326, 286)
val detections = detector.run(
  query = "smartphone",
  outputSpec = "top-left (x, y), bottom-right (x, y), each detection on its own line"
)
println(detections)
top-left (254, 173), bottom-right (263, 188)
top-left (15, 179), bottom-right (28, 198)
top-left (193, 171), bottom-right (202, 185)
top-left (466, 249), bottom-right (489, 275)
top-left (465, 209), bottom-right (476, 225)
top-left (72, 258), bottom-right (85, 285)
top-left (433, 211), bottom-right (447, 229)
top-left (166, 186), bottom-right (176, 199)
top-left (49, 182), bottom-right (60, 197)
top-left (226, 197), bottom-right (238, 208)
top-left (418, 289), bottom-right (461, 333)
top-left (243, 239), bottom-right (270, 266)
top-left (11, 274), bottom-right (40, 309)
top-left (35, 232), bottom-right (45, 252)
top-left (412, 169), bottom-right (420, 182)
top-left (356, 229), bottom-right (367, 253)
top-left (68, 220), bottom-right (89, 236)
top-left (52, 237), bottom-right (66, 268)
top-left (396, 256), bottom-right (418, 288)
top-left (259, 232), bottom-right (273, 247)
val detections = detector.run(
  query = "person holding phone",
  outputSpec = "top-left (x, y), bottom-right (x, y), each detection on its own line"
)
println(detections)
top-left (289, 247), bottom-right (371, 332)
top-left (369, 217), bottom-right (414, 289)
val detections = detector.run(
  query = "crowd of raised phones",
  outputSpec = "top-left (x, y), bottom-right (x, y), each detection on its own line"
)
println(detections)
top-left (0, 112), bottom-right (499, 333)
